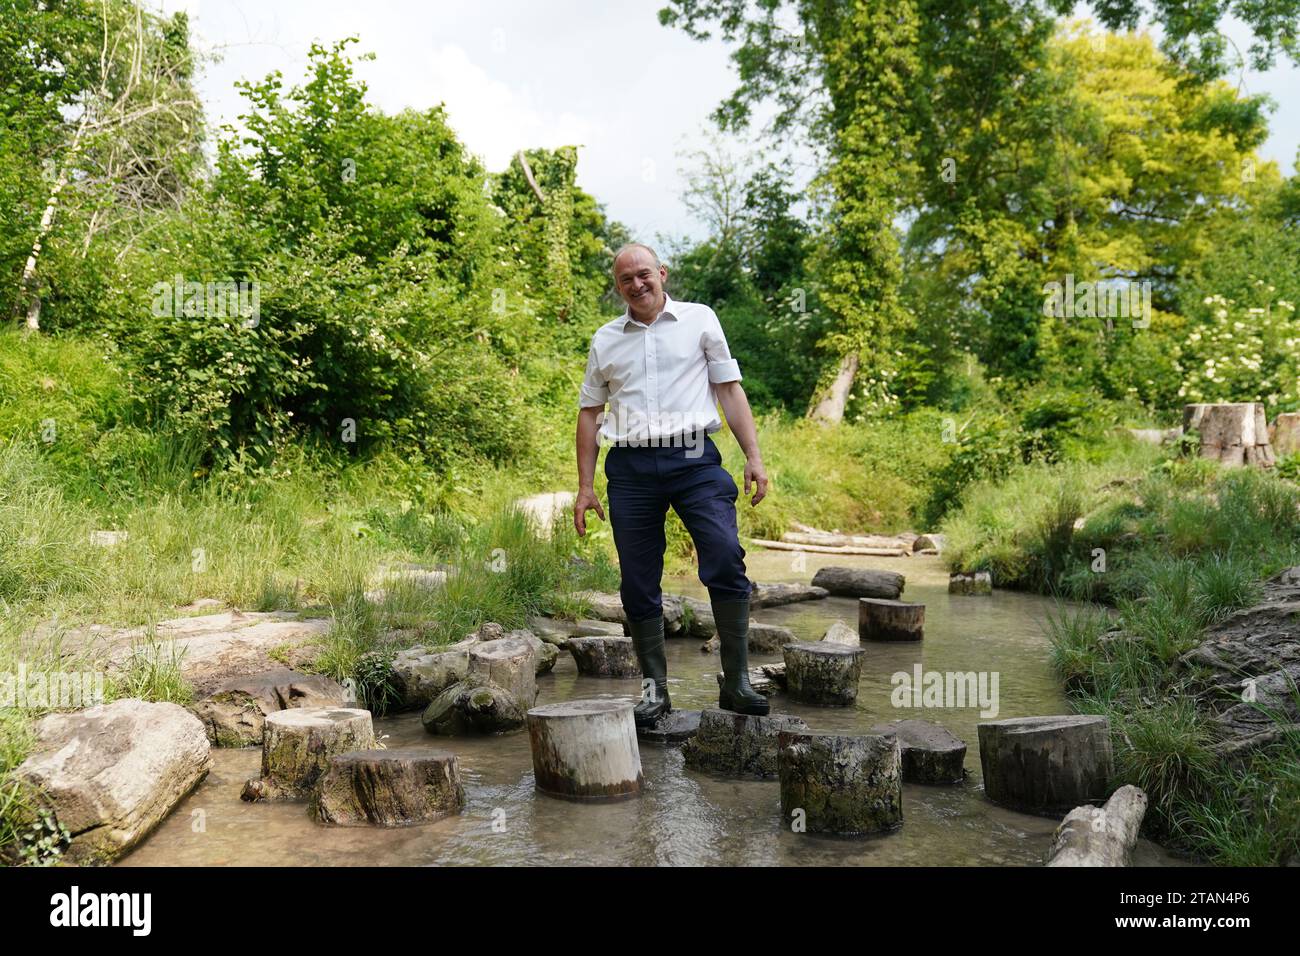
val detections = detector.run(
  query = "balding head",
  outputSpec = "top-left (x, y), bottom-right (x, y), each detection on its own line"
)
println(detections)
top-left (612, 242), bottom-right (668, 322)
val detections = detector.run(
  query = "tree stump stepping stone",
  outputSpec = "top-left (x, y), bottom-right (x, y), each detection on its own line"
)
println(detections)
top-left (682, 708), bottom-right (809, 778)
top-left (869, 718), bottom-right (967, 784)
top-left (193, 668), bottom-right (347, 747)
top-left (748, 621), bottom-right (797, 654)
top-left (310, 748), bottom-right (466, 826)
top-left (810, 566), bottom-right (904, 599)
top-left (241, 707), bottom-right (375, 802)
top-left (637, 709), bottom-right (702, 744)
top-left (778, 731), bottom-right (903, 835)
top-left (526, 700), bottom-right (643, 801)
top-left (977, 715), bottom-right (1113, 816)
top-left (859, 598), bottom-right (925, 642)
top-left (949, 571), bottom-right (992, 595)
top-left (783, 642), bottom-right (864, 705)
top-left (567, 636), bottom-right (641, 677)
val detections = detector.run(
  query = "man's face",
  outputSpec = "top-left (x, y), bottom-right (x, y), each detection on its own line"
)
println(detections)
top-left (614, 248), bottom-right (667, 314)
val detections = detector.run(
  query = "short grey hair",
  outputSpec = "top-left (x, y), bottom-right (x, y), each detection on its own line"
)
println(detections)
top-left (611, 242), bottom-right (661, 276)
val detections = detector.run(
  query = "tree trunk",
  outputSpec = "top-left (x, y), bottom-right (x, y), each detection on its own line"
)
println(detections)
top-left (806, 351), bottom-right (859, 424)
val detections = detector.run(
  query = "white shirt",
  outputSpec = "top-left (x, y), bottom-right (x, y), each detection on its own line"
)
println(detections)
top-left (578, 293), bottom-right (743, 445)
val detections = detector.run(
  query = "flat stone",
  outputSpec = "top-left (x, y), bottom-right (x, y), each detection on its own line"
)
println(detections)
top-left (748, 621), bottom-right (797, 654)
top-left (637, 709), bottom-right (702, 744)
top-left (822, 620), bottom-right (859, 646)
top-left (192, 667), bottom-right (347, 747)
top-left (869, 718), bottom-right (967, 784)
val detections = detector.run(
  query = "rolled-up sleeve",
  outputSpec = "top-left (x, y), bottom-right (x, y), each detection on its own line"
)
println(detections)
top-left (702, 309), bottom-right (742, 383)
top-left (578, 340), bottom-right (609, 408)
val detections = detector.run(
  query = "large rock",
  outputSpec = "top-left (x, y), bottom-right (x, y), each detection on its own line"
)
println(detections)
top-left (311, 748), bottom-right (465, 826)
top-left (682, 709), bottom-right (809, 778)
top-left (12, 699), bottom-right (212, 864)
top-left (421, 638), bottom-right (537, 736)
top-left (192, 668), bottom-right (347, 747)
top-left (1046, 785), bottom-right (1148, 867)
top-left (570, 591), bottom-right (686, 635)
top-left (810, 566), bottom-right (904, 599)
top-left (869, 718), bottom-right (967, 784)
top-left (977, 715), bottom-right (1113, 816)
top-left (391, 646), bottom-right (470, 710)
top-left (528, 616), bottom-right (625, 645)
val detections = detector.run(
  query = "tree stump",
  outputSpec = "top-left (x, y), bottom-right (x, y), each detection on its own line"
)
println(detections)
top-left (748, 621), bottom-right (797, 654)
top-left (310, 748), bottom-right (465, 826)
top-left (869, 719), bottom-right (967, 784)
top-left (682, 708), bottom-right (809, 777)
top-left (811, 566), bottom-right (904, 599)
top-left (1183, 402), bottom-right (1275, 468)
top-left (1271, 412), bottom-right (1300, 457)
top-left (1046, 784), bottom-right (1148, 867)
top-left (526, 700), bottom-right (643, 800)
top-left (778, 732), bottom-right (903, 835)
top-left (241, 707), bottom-right (375, 802)
top-left (949, 571), bottom-right (993, 595)
top-left (977, 715), bottom-right (1113, 816)
top-left (566, 636), bottom-right (641, 677)
top-left (469, 637), bottom-right (536, 707)
top-left (783, 642), bottom-right (864, 705)
top-left (859, 598), bottom-right (925, 642)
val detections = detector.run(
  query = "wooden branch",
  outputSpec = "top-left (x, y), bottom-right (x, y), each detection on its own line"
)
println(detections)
top-left (517, 150), bottom-right (546, 204)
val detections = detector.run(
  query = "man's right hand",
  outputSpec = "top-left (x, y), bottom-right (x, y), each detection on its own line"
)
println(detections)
top-left (574, 487), bottom-right (606, 536)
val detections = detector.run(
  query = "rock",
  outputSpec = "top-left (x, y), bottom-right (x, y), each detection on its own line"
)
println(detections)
top-left (810, 566), bottom-right (905, 599)
top-left (750, 582), bottom-right (831, 607)
top-left (311, 748), bottom-right (466, 826)
top-left (783, 641), bottom-right (864, 706)
top-left (420, 638), bottom-right (537, 736)
top-left (241, 707), bottom-right (375, 802)
top-left (1046, 785), bottom-right (1148, 866)
top-left (468, 637), bottom-right (537, 706)
top-left (528, 616), bottom-right (624, 645)
top-left (11, 699), bottom-right (212, 864)
top-left (977, 715), bottom-right (1113, 816)
top-left (912, 533), bottom-right (945, 553)
top-left (682, 597), bottom-right (716, 638)
top-left (714, 663), bottom-right (786, 696)
top-left (747, 621), bottom-right (797, 654)
top-left (192, 668), bottom-right (347, 747)
top-left (391, 646), bottom-right (470, 710)
top-left (682, 709), bottom-right (809, 778)
top-left (1125, 426), bottom-right (1183, 446)
top-left (567, 636), bottom-right (641, 677)
top-left (869, 719), bottom-right (967, 784)
top-left (104, 610), bottom-right (329, 697)
top-left (527, 700), bottom-right (644, 800)
top-left (1183, 402), bottom-right (1275, 468)
top-left (778, 732), bottom-right (903, 835)
top-left (859, 598), bottom-right (925, 642)
top-left (822, 620), bottom-right (859, 646)
top-left (948, 571), bottom-right (993, 595)
top-left (571, 590), bottom-right (627, 623)
top-left (516, 490), bottom-right (577, 535)
top-left (1271, 412), bottom-right (1300, 456)
top-left (637, 709), bottom-right (702, 744)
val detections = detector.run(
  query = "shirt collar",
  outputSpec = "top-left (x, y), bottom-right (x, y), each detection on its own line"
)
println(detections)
top-left (622, 292), bottom-right (679, 330)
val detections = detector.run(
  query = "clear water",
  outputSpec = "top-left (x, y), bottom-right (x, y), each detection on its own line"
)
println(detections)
top-left (120, 553), bottom-right (1184, 866)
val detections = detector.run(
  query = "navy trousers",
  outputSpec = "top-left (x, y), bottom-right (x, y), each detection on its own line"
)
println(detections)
top-left (604, 432), bottom-right (753, 624)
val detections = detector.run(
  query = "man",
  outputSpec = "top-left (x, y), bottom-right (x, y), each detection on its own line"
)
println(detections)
top-left (574, 242), bottom-right (770, 729)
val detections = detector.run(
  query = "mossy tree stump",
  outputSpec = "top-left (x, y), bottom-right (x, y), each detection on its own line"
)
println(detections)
top-left (783, 641), bottom-right (864, 705)
top-left (682, 709), bottom-right (808, 777)
top-left (859, 598), bottom-right (925, 642)
top-left (977, 715), bottom-right (1113, 816)
top-left (777, 731), bottom-right (903, 835)
top-left (567, 636), bottom-right (641, 677)
top-left (241, 707), bottom-right (374, 802)
top-left (311, 748), bottom-right (466, 826)
top-left (526, 699), bottom-right (643, 801)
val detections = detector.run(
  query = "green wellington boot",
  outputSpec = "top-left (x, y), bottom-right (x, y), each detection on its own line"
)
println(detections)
top-left (712, 597), bottom-right (770, 716)
top-left (627, 613), bottom-right (671, 728)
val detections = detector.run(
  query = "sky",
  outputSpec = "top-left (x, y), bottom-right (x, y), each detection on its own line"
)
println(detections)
top-left (157, 0), bottom-right (1300, 246)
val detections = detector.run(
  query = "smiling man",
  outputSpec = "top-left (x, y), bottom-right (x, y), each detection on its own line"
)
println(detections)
top-left (574, 242), bottom-right (770, 728)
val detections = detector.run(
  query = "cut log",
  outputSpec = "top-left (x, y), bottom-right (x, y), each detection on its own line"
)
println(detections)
top-left (1271, 412), bottom-right (1300, 456)
top-left (748, 621), bottom-right (797, 654)
top-left (750, 582), bottom-right (831, 608)
top-left (1046, 784), bottom-right (1148, 866)
top-left (780, 531), bottom-right (913, 550)
top-left (682, 709), bottom-right (809, 777)
top-left (859, 598), bottom-right (925, 642)
top-left (567, 636), bottom-right (641, 677)
top-left (778, 732), bottom-right (903, 835)
top-left (241, 707), bottom-right (375, 802)
top-left (311, 748), bottom-right (466, 826)
top-left (752, 538), bottom-right (909, 557)
top-left (949, 571), bottom-right (993, 595)
top-left (783, 642), bottom-right (865, 706)
top-left (869, 719), bottom-right (967, 784)
top-left (811, 566), bottom-right (905, 599)
top-left (977, 715), bottom-right (1113, 816)
top-left (1183, 402), bottom-right (1275, 468)
top-left (192, 668), bottom-right (347, 747)
top-left (526, 699), bottom-right (643, 800)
